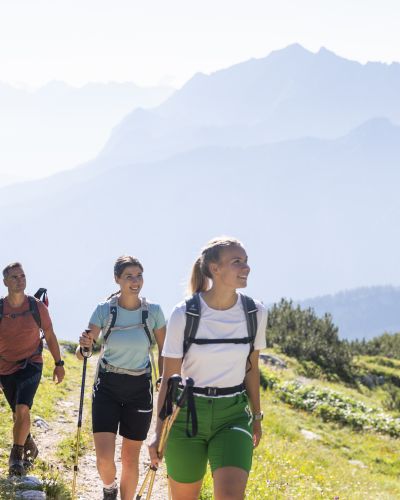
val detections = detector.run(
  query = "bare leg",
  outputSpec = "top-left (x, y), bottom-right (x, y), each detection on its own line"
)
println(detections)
top-left (94, 432), bottom-right (117, 485)
top-left (168, 477), bottom-right (203, 500)
top-left (213, 467), bottom-right (248, 500)
top-left (13, 404), bottom-right (30, 445)
top-left (120, 437), bottom-right (142, 500)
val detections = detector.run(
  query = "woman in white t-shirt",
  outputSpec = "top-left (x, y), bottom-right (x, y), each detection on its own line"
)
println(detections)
top-left (149, 237), bottom-right (267, 500)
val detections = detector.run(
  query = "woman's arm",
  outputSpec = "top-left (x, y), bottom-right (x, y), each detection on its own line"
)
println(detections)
top-left (153, 325), bottom-right (166, 377)
top-left (244, 349), bottom-right (262, 448)
top-left (75, 323), bottom-right (102, 360)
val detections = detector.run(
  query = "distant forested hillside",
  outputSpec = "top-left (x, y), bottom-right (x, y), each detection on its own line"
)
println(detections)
top-left (298, 286), bottom-right (400, 340)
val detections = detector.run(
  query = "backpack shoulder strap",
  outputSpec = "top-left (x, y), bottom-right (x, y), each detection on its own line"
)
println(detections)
top-left (183, 293), bottom-right (201, 357)
top-left (28, 296), bottom-right (42, 329)
top-left (103, 296), bottom-right (118, 344)
top-left (240, 294), bottom-right (258, 348)
top-left (141, 297), bottom-right (154, 346)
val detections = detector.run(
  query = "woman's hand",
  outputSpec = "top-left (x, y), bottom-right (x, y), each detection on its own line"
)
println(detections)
top-left (253, 420), bottom-right (262, 448)
top-left (79, 329), bottom-right (94, 350)
top-left (148, 432), bottom-right (162, 468)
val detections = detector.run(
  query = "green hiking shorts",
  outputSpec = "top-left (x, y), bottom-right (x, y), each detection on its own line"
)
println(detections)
top-left (165, 391), bottom-right (254, 483)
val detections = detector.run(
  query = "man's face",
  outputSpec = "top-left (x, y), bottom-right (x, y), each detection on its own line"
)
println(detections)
top-left (3, 266), bottom-right (26, 294)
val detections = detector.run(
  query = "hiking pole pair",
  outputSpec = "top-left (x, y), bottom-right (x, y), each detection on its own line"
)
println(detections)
top-left (136, 376), bottom-right (195, 500)
top-left (72, 329), bottom-right (92, 499)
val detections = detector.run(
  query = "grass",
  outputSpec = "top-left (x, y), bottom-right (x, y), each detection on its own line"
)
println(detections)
top-left (200, 387), bottom-right (400, 499)
top-left (3, 347), bottom-right (400, 499)
top-left (199, 353), bottom-right (400, 499)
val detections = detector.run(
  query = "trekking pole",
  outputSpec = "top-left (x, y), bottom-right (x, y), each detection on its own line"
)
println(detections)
top-left (71, 329), bottom-right (91, 499)
top-left (136, 375), bottom-right (194, 500)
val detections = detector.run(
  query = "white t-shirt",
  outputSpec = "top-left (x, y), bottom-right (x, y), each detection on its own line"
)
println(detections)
top-left (162, 293), bottom-right (267, 388)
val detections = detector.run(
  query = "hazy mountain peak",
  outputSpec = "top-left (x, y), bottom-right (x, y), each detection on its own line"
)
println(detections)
top-left (346, 117), bottom-right (400, 140)
top-left (317, 46), bottom-right (339, 57)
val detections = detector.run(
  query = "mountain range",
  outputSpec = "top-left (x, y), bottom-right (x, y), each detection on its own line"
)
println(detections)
top-left (0, 80), bottom-right (174, 183)
top-left (299, 286), bottom-right (400, 341)
top-left (1, 44), bottom-right (399, 341)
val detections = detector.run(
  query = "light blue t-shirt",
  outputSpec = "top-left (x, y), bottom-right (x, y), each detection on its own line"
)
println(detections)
top-left (90, 299), bottom-right (165, 370)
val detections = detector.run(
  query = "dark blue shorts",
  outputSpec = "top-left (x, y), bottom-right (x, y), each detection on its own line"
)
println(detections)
top-left (92, 371), bottom-right (153, 441)
top-left (0, 362), bottom-right (43, 412)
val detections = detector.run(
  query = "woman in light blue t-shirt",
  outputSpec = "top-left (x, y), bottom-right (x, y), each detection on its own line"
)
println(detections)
top-left (77, 255), bottom-right (166, 500)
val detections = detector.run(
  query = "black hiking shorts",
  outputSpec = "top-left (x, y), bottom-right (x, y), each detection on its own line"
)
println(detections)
top-left (92, 370), bottom-right (153, 441)
top-left (0, 362), bottom-right (43, 412)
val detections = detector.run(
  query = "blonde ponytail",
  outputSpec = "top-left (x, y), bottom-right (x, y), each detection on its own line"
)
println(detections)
top-left (187, 236), bottom-right (243, 296)
top-left (188, 258), bottom-right (210, 295)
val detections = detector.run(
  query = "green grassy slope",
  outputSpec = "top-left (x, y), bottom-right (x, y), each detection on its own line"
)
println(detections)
top-left (2, 349), bottom-right (400, 499)
top-left (200, 353), bottom-right (400, 499)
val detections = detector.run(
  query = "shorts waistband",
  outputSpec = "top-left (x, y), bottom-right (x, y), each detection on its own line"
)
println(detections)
top-left (181, 382), bottom-right (246, 397)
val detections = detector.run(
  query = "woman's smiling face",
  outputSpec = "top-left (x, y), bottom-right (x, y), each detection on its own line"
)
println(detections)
top-left (115, 265), bottom-right (144, 296)
top-left (210, 245), bottom-right (250, 289)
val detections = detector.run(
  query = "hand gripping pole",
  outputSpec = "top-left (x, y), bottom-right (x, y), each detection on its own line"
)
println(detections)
top-left (136, 376), bottom-right (195, 500)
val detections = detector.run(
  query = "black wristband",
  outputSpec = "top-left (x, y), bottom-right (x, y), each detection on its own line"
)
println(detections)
top-left (55, 359), bottom-right (64, 367)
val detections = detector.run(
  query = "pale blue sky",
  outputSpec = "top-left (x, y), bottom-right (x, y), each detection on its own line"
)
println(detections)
top-left (0, 0), bottom-right (399, 88)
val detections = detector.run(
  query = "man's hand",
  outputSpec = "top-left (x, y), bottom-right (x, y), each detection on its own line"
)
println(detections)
top-left (53, 366), bottom-right (65, 384)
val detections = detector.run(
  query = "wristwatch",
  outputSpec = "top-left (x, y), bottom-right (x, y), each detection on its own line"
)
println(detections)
top-left (55, 359), bottom-right (65, 367)
top-left (253, 411), bottom-right (264, 421)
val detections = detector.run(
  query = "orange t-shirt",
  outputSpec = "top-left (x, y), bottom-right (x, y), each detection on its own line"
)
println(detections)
top-left (0, 296), bottom-right (52, 375)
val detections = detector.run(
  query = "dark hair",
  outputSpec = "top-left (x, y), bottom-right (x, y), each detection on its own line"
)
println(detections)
top-left (107, 255), bottom-right (144, 300)
top-left (188, 237), bottom-right (243, 294)
top-left (113, 255), bottom-right (143, 278)
top-left (2, 262), bottom-right (23, 279)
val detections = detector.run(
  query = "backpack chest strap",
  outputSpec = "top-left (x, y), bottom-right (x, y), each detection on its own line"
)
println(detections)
top-left (183, 293), bottom-right (258, 357)
top-left (190, 337), bottom-right (252, 345)
top-left (0, 296), bottom-right (41, 329)
top-left (103, 296), bottom-right (154, 345)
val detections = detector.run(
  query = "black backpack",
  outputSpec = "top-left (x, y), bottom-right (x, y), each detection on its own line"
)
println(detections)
top-left (0, 288), bottom-right (48, 329)
top-left (102, 295), bottom-right (154, 346)
top-left (183, 293), bottom-right (258, 357)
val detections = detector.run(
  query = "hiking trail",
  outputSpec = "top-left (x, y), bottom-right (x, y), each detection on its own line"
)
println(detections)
top-left (33, 356), bottom-right (168, 499)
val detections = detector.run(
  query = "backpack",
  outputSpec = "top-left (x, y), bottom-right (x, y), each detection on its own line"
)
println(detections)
top-left (0, 288), bottom-right (48, 367)
top-left (0, 288), bottom-right (48, 329)
top-left (183, 293), bottom-right (258, 357)
top-left (97, 295), bottom-right (158, 378)
top-left (102, 295), bottom-right (154, 346)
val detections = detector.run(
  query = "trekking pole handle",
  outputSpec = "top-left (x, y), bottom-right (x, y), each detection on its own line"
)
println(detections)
top-left (177, 377), bottom-right (194, 408)
top-left (158, 374), bottom-right (182, 421)
top-left (169, 374), bottom-right (182, 405)
top-left (81, 329), bottom-right (92, 358)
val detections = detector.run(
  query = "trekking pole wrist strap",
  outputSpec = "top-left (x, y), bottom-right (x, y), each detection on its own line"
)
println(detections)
top-left (80, 347), bottom-right (92, 358)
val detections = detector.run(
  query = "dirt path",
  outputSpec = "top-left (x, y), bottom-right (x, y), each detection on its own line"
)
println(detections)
top-left (33, 358), bottom-right (168, 499)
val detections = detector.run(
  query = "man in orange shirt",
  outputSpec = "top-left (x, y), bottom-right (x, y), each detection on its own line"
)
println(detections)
top-left (0, 262), bottom-right (65, 476)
